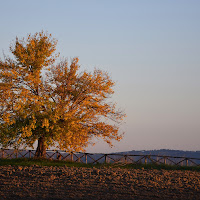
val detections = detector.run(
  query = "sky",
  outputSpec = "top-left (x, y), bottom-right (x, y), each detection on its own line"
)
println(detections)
top-left (0, 0), bottom-right (200, 153)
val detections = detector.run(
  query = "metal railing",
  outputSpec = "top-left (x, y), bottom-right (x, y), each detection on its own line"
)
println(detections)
top-left (1, 148), bottom-right (200, 167)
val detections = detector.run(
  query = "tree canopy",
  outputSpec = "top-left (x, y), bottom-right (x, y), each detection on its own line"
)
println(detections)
top-left (0, 31), bottom-right (125, 157)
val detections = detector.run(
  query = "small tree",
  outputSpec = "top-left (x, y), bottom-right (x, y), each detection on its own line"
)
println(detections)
top-left (0, 31), bottom-right (125, 158)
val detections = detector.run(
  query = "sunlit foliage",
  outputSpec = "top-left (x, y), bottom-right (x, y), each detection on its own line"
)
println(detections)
top-left (0, 31), bottom-right (125, 156)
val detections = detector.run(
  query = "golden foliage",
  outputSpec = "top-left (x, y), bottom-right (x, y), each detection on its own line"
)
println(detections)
top-left (0, 31), bottom-right (125, 152)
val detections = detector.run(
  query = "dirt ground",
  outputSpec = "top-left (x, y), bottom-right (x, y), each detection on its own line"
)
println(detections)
top-left (0, 165), bottom-right (200, 200)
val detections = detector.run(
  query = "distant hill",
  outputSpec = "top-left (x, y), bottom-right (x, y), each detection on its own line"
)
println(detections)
top-left (116, 149), bottom-right (200, 158)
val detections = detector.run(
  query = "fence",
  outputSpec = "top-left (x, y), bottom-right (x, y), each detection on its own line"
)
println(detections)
top-left (1, 148), bottom-right (200, 167)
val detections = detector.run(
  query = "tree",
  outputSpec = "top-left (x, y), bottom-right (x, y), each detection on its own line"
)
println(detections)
top-left (0, 31), bottom-right (125, 158)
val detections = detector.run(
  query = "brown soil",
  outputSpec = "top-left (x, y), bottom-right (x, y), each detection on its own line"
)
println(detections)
top-left (0, 165), bottom-right (200, 200)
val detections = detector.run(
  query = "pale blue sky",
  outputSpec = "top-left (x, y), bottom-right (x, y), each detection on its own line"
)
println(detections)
top-left (0, 0), bottom-right (200, 152)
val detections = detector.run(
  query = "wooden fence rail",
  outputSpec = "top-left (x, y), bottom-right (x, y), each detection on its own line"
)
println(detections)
top-left (1, 148), bottom-right (200, 167)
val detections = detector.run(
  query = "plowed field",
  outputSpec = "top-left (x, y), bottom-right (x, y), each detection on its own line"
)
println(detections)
top-left (0, 165), bottom-right (200, 200)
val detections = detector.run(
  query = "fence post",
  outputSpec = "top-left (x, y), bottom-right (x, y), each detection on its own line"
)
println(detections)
top-left (71, 152), bottom-right (73, 162)
top-left (85, 153), bottom-right (88, 164)
top-left (164, 157), bottom-right (166, 165)
top-left (56, 150), bottom-right (58, 160)
top-left (186, 159), bottom-right (188, 166)
top-left (105, 154), bottom-right (107, 163)
top-left (124, 155), bottom-right (127, 164)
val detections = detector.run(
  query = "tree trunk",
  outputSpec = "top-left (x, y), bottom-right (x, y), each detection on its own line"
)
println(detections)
top-left (35, 136), bottom-right (46, 158)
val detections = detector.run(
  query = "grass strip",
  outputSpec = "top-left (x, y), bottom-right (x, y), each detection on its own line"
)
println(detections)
top-left (0, 158), bottom-right (200, 171)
